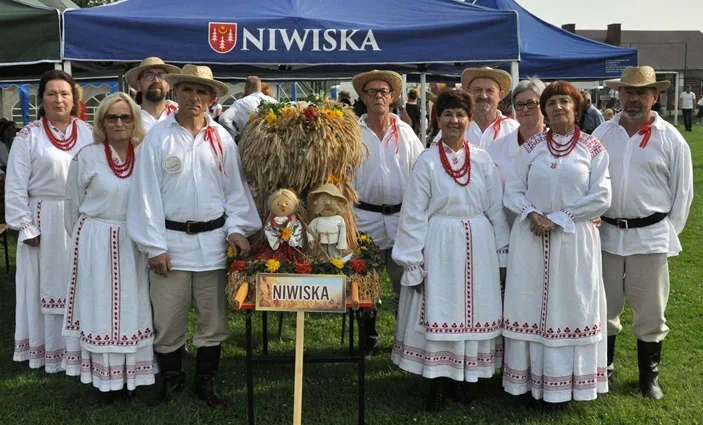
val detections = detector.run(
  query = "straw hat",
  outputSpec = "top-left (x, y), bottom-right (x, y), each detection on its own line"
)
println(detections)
top-left (126, 57), bottom-right (181, 89)
top-left (352, 70), bottom-right (403, 101)
top-left (163, 64), bottom-right (230, 98)
top-left (604, 66), bottom-right (671, 91)
top-left (461, 67), bottom-right (512, 99)
top-left (307, 184), bottom-right (347, 206)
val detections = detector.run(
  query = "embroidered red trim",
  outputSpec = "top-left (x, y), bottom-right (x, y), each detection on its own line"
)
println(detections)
top-left (65, 216), bottom-right (88, 330)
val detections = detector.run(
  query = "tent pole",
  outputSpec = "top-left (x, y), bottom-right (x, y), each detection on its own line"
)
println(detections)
top-left (63, 61), bottom-right (73, 75)
top-left (510, 61), bottom-right (519, 115)
top-left (420, 72), bottom-right (427, 146)
top-left (674, 72), bottom-right (680, 126)
top-left (401, 74), bottom-right (407, 104)
top-left (54, 63), bottom-right (62, 70)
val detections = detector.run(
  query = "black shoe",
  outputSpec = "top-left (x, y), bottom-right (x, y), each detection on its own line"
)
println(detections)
top-left (425, 378), bottom-right (446, 413)
top-left (443, 378), bottom-right (470, 403)
top-left (607, 335), bottom-right (617, 381)
top-left (196, 345), bottom-right (225, 407)
top-left (155, 349), bottom-right (186, 404)
top-left (637, 340), bottom-right (664, 400)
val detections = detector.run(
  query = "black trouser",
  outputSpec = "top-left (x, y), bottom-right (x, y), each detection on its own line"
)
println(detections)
top-left (683, 109), bottom-right (693, 130)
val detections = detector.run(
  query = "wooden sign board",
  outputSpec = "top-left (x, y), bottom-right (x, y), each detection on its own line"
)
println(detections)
top-left (255, 273), bottom-right (346, 313)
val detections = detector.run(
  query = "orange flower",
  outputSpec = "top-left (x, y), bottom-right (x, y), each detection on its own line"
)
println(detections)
top-left (266, 258), bottom-right (281, 273)
top-left (295, 263), bottom-right (312, 274)
top-left (280, 227), bottom-right (292, 241)
top-left (350, 259), bottom-right (367, 273)
top-left (231, 260), bottom-right (247, 272)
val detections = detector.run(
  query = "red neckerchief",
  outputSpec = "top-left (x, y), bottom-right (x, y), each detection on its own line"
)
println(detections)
top-left (204, 126), bottom-right (227, 175)
top-left (638, 125), bottom-right (652, 148)
top-left (492, 115), bottom-right (512, 141)
top-left (383, 117), bottom-right (400, 154)
top-left (165, 103), bottom-right (178, 116)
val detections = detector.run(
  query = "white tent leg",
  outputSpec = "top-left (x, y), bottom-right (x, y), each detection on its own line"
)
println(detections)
top-left (510, 61), bottom-right (519, 115)
top-left (674, 72), bottom-right (680, 126)
top-left (420, 72), bottom-right (427, 146)
top-left (402, 74), bottom-right (408, 104)
top-left (63, 61), bottom-right (72, 75)
top-left (54, 63), bottom-right (62, 70)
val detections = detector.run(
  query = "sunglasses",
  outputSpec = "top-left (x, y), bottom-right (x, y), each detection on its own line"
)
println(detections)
top-left (105, 114), bottom-right (133, 123)
top-left (363, 88), bottom-right (392, 97)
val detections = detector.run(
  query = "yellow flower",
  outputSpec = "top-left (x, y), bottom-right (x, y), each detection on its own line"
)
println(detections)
top-left (327, 175), bottom-right (340, 184)
top-left (249, 113), bottom-right (257, 123)
top-left (360, 246), bottom-right (368, 251)
top-left (324, 109), bottom-right (335, 119)
top-left (282, 106), bottom-right (295, 115)
top-left (280, 227), bottom-right (292, 241)
top-left (331, 258), bottom-right (345, 269)
top-left (266, 259), bottom-right (281, 273)
top-left (227, 246), bottom-right (234, 258)
top-left (265, 112), bottom-right (277, 124)
top-left (359, 234), bottom-right (372, 244)
top-left (334, 110), bottom-right (344, 118)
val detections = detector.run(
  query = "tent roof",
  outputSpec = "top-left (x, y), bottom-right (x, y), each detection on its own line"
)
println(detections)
top-left (475, 0), bottom-right (638, 80)
top-left (63, 0), bottom-right (520, 74)
top-left (0, 0), bottom-right (67, 65)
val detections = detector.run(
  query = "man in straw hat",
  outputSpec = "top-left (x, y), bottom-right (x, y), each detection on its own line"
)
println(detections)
top-left (351, 70), bottom-right (424, 355)
top-left (593, 66), bottom-right (693, 400)
top-left (432, 67), bottom-right (518, 149)
top-left (126, 57), bottom-right (181, 133)
top-left (127, 64), bottom-right (261, 406)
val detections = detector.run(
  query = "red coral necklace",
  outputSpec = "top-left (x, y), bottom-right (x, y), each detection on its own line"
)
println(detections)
top-left (546, 126), bottom-right (580, 158)
top-left (43, 116), bottom-right (78, 151)
top-left (104, 141), bottom-right (135, 179)
top-left (438, 139), bottom-right (471, 186)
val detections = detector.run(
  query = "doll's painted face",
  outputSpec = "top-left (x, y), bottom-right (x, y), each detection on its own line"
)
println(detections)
top-left (312, 193), bottom-right (344, 217)
top-left (270, 193), bottom-right (298, 217)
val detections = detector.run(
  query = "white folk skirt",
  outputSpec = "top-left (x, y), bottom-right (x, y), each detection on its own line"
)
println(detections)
top-left (13, 197), bottom-right (69, 373)
top-left (391, 214), bottom-right (503, 382)
top-left (62, 215), bottom-right (155, 391)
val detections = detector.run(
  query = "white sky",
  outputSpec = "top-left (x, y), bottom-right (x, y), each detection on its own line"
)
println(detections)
top-left (515, 0), bottom-right (703, 31)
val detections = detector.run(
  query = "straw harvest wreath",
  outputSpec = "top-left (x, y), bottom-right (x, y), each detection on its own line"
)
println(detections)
top-left (227, 95), bottom-right (383, 308)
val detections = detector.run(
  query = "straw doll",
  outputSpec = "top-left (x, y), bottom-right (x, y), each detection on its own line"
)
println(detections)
top-left (307, 184), bottom-right (348, 259)
top-left (251, 189), bottom-right (305, 262)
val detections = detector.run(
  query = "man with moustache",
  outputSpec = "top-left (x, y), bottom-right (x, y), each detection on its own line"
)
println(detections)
top-left (351, 70), bottom-right (424, 355)
top-left (127, 65), bottom-right (261, 406)
top-left (593, 66), bottom-right (693, 400)
top-left (126, 57), bottom-right (181, 133)
top-left (432, 67), bottom-right (518, 148)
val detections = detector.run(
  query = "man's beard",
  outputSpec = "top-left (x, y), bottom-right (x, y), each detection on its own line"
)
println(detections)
top-left (623, 103), bottom-right (647, 120)
top-left (474, 99), bottom-right (492, 116)
top-left (144, 85), bottom-right (166, 103)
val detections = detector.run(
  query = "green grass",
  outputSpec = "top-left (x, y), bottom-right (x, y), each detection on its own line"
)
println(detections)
top-left (1, 124), bottom-right (702, 424)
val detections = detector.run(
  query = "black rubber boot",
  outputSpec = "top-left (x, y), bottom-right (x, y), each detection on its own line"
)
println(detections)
top-left (637, 340), bottom-right (664, 400)
top-left (195, 345), bottom-right (225, 407)
top-left (425, 378), bottom-right (446, 413)
top-left (155, 349), bottom-right (186, 404)
top-left (607, 335), bottom-right (617, 380)
top-left (363, 310), bottom-right (379, 356)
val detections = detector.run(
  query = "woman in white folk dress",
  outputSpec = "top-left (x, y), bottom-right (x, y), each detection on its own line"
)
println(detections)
top-left (62, 92), bottom-right (155, 400)
top-left (5, 70), bottom-right (93, 372)
top-left (392, 90), bottom-right (510, 412)
top-left (502, 81), bottom-right (612, 405)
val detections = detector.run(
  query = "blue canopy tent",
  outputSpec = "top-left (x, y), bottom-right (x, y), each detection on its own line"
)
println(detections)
top-left (474, 0), bottom-right (638, 80)
top-left (62, 0), bottom-right (520, 142)
top-left (62, 0), bottom-right (519, 71)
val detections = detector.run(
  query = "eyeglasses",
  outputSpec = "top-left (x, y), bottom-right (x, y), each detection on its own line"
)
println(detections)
top-left (141, 71), bottom-right (166, 81)
top-left (105, 114), bottom-right (133, 123)
top-left (514, 100), bottom-right (539, 111)
top-left (363, 88), bottom-right (392, 97)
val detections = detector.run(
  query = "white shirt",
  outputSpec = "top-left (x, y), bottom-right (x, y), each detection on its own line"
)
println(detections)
top-left (140, 100), bottom-right (178, 134)
top-left (64, 143), bottom-right (137, 232)
top-left (5, 118), bottom-right (93, 241)
top-left (679, 91), bottom-right (696, 109)
top-left (207, 103), bottom-right (222, 118)
top-left (432, 112), bottom-right (519, 149)
top-left (486, 129), bottom-right (521, 224)
top-left (353, 114), bottom-right (424, 250)
top-left (219, 92), bottom-right (276, 137)
top-left (592, 112), bottom-right (693, 256)
top-left (127, 113), bottom-right (261, 271)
